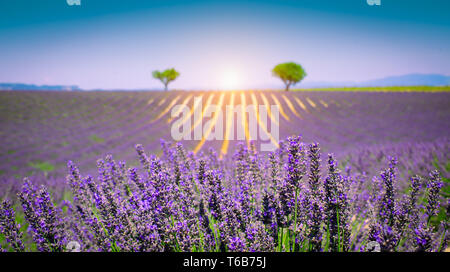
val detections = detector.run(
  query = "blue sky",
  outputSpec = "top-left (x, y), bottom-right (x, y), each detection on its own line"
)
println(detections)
top-left (0, 0), bottom-right (449, 90)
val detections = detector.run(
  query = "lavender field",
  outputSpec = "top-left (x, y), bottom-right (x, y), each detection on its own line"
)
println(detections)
top-left (0, 90), bottom-right (449, 252)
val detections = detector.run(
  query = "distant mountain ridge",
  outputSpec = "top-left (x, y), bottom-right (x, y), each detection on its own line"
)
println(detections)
top-left (359, 74), bottom-right (450, 87)
top-left (0, 83), bottom-right (80, 91)
top-left (300, 74), bottom-right (450, 88)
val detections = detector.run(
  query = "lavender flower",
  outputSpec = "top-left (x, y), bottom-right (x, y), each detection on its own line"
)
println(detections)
top-left (323, 154), bottom-right (350, 252)
top-left (0, 200), bottom-right (25, 252)
top-left (306, 143), bottom-right (323, 252)
top-left (425, 170), bottom-right (443, 222)
top-left (18, 179), bottom-right (66, 252)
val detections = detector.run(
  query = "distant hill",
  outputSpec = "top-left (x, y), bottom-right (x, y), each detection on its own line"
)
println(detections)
top-left (0, 83), bottom-right (80, 91)
top-left (300, 74), bottom-right (450, 88)
top-left (359, 74), bottom-right (450, 87)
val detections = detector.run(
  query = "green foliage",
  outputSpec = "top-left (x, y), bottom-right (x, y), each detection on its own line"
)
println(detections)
top-left (89, 134), bottom-right (105, 143)
top-left (445, 162), bottom-right (450, 172)
top-left (28, 161), bottom-right (55, 172)
top-left (272, 62), bottom-right (307, 91)
top-left (152, 68), bottom-right (180, 91)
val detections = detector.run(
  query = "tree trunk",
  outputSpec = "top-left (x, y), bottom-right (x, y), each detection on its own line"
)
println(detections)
top-left (164, 84), bottom-right (168, 91)
top-left (285, 82), bottom-right (291, 91)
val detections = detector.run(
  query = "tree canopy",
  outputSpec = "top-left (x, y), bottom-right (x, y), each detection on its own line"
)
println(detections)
top-left (272, 62), bottom-right (307, 91)
top-left (152, 68), bottom-right (180, 91)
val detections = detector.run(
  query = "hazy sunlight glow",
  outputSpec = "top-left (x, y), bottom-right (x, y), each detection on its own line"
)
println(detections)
top-left (220, 70), bottom-right (240, 90)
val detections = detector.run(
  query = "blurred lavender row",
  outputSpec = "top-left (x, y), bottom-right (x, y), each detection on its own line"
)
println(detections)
top-left (1, 91), bottom-right (449, 181)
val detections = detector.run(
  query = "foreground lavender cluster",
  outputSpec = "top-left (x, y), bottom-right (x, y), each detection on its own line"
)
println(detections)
top-left (0, 136), bottom-right (448, 252)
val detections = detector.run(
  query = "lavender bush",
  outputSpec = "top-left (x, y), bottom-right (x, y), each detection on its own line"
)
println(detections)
top-left (0, 136), bottom-right (448, 252)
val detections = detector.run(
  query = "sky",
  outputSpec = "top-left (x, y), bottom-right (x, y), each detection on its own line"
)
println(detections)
top-left (0, 0), bottom-right (449, 90)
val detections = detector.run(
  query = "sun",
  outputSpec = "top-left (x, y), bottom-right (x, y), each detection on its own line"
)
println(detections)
top-left (220, 69), bottom-right (240, 90)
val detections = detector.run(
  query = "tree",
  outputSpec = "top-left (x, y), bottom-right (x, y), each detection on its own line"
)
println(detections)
top-left (272, 62), bottom-right (306, 91)
top-left (152, 68), bottom-right (180, 91)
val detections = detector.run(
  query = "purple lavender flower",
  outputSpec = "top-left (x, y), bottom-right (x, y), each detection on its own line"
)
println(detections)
top-left (306, 143), bottom-right (323, 252)
top-left (379, 157), bottom-right (397, 227)
top-left (323, 154), bottom-right (350, 252)
top-left (368, 157), bottom-right (400, 252)
top-left (18, 179), bottom-right (66, 252)
top-left (425, 170), bottom-right (443, 222)
top-left (411, 170), bottom-right (444, 252)
top-left (0, 200), bottom-right (25, 252)
top-left (414, 223), bottom-right (433, 252)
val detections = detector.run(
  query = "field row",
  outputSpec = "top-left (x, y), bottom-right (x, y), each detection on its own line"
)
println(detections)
top-left (0, 90), bottom-right (449, 180)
